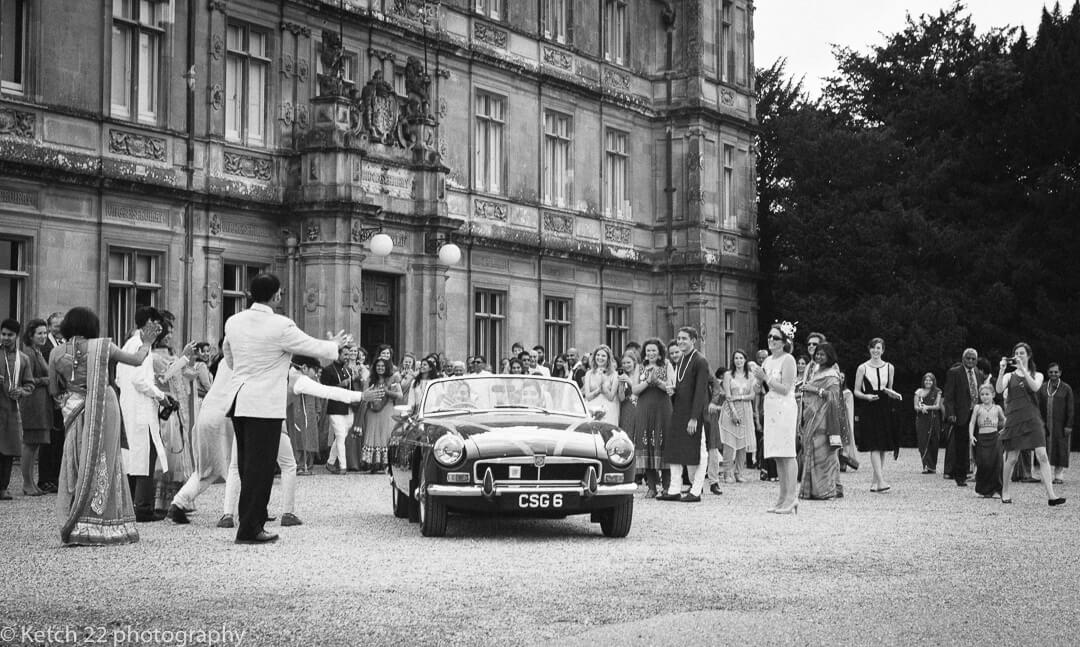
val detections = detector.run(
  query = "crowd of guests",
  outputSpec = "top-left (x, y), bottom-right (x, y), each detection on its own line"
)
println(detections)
top-left (0, 281), bottom-right (1071, 546)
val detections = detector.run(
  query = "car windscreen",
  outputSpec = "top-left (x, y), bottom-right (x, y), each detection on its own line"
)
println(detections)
top-left (422, 376), bottom-right (587, 416)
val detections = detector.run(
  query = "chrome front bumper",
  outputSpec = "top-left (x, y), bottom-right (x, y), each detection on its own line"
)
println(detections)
top-left (427, 483), bottom-right (637, 497)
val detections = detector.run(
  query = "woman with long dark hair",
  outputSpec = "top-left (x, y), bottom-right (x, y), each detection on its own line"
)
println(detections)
top-left (914, 372), bottom-right (943, 474)
top-left (18, 319), bottom-right (52, 496)
top-left (361, 357), bottom-right (403, 473)
top-left (719, 349), bottom-right (756, 483)
top-left (997, 343), bottom-right (1064, 506)
top-left (798, 343), bottom-right (850, 500)
top-left (49, 307), bottom-right (153, 545)
top-left (632, 339), bottom-right (671, 498)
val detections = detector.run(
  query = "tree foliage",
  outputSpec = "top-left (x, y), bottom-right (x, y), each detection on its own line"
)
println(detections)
top-left (756, 1), bottom-right (1080, 403)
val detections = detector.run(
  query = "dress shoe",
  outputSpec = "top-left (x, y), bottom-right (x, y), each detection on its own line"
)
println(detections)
top-left (167, 504), bottom-right (191, 524)
top-left (234, 530), bottom-right (279, 545)
top-left (40, 482), bottom-right (58, 494)
top-left (324, 463), bottom-right (339, 475)
top-left (1052, 478), bottom-right (1064, 485)
top-left (135, 510), bottom-right (167, 522)
top-left (1049, 498), bottom-right (1067, 506)
top-left (955, 481), bottom-right (968, 487)
top-left (216, 514), bottom-right (234, 528)
top-left (680, 494), bottom-right (702, 502)
top-left (709, 484), bottom-right (723, 496)
top-left (656, 493), bottom-right (682, 501)
top-left (280, 513), bottom-right (303, 527)
top-left (1022, 477), bottom-right (1040, 483)
top-left (0, 490), bottom-right (12, 500)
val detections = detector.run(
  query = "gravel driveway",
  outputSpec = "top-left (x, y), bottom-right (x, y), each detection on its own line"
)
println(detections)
top-left (2, 452), bottom-right (1076, 646)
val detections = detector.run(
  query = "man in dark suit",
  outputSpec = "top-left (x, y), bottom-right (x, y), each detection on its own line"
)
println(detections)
top-left (658, 326), bottom-right (711, 502)
top-left (943, 348), bottom-right (984, 487)
top-left (36, 312), bottom-right (65, 494)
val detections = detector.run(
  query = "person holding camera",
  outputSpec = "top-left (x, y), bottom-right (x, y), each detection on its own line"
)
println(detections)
top-left (997, 343), bottom-right (1065, 506)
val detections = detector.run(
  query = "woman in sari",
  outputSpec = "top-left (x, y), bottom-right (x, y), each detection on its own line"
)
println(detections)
top-left (914, 372), bottom-right (943, 474)
top-left (798, 342), bottom-right (851, 500)
top-left (361, 357), bottom-right (402, 473)
top-left (49, 307), bottom-right (152, 546)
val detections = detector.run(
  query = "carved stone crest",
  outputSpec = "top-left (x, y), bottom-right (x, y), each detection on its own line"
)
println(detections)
top-left (279, 102), bottom-right (295, 126)
top-left (543, 212), bottom-right (573, 235)
top-left (210, 34), bottom-right (224, 60)
top-left (280, 54), bottom-right (295, 77)
top-left (721, 89), bottom-right (735, 106)
top-left (208, 213), bottom-right (222, 236)
top-left (351, 70), bottom-right (399, 145)
top-left (543, 47), bottom-right (572, 70)
top-left (223, 152), bottom-right (272, 180)
top-left (688, 276), bottom-right (706, 292)
top-left (303, 287), bottom-right (322, 312)
top-left (109, 130), bottom-right (166, 161)
top-left (296, 104), bottom-right (310, 129)
top-left (474, 199), bottom-right (507, 222)
top-left (604, 224), bottom-right (631, 245)
top-left (0, 108), bottom-right (35, 139)
top-left (305, 224), bottom-right (320, 241)
top-left (297, 59), bottom-right (309, 83)
top-left (204, 283), bottom-right (221, 310)
top-left (474, 23), bottom-right (508, 48)
top-left (722, 235), bottom-right (738, 254)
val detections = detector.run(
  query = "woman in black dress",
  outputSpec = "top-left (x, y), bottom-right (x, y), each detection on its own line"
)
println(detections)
top-left (996, 343), bottom-right (1065, 506)
top-left (853, 337), bottom-right (903, 492)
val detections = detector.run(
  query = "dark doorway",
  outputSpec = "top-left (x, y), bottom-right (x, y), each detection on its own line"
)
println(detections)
top-left (359, 271), bottom-right (398, 359)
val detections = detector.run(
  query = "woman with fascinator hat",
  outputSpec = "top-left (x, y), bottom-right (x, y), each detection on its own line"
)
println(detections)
top-left (750, 321), bottom-right (799, 514)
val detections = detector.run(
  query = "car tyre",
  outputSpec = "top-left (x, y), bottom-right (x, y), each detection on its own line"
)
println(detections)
top-left (419, 479), bottom-right (448, 537)
top-left (599, 496), bottom-right (633, 538)
top-left (391, 476), bottom-right (409, 519)
top-left (407, 479), bottom-right (420, 523)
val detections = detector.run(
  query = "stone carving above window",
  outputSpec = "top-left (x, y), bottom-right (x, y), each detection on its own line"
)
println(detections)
top-left (108, 129), bottom-right (166, 161)
top-left (604, 223), bottom-right (631, 245)
top-left (722, 235), bottom-right (738, 254)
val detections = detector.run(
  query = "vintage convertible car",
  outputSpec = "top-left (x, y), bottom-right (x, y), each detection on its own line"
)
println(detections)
top-left (387, 375), bottom-right (636, 537)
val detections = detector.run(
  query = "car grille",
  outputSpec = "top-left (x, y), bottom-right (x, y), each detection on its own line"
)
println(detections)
top-left (473, 458), bottom-right (602, 483)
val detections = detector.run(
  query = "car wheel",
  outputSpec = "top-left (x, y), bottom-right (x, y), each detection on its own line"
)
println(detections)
top-left (599, 495), bottom-right (634, 538)
top-left (391, 476), bottom-right (409, 519)
top-left (419, 478), bottom-right (448, 537)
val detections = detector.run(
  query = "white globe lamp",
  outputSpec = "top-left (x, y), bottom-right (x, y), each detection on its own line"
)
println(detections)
top-left (369, 233), bottom-right (394, 257)
top-left (437, 242), bottom-right (462, 266)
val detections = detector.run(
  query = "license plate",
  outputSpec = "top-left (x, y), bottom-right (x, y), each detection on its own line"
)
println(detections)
top-left (516, 493), bottom-right (565, 509)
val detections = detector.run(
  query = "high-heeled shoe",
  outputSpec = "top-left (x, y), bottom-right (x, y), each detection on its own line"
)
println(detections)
top-left (774, 502), bottom-right (798, 515)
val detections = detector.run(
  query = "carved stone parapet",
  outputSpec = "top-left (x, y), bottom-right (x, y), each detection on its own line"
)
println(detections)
top-left (603, 68), bottom-right (631, 91)
top-left (603, 223), bottom-right (632, 245)
top-left (223, 151), bottom-right (272, 181)
top-left (0, 108), bottom-right (35, 139)
top-left (474, 199), bottom-right (507, 222)
top-left (474, 22), bottom-right (508, 49)
top-left (108, 129), bottom-right (166, 161)
top-left (542, 211), bottom-right (573, 235)
top-left (542, 47), bottom-right (572, 70)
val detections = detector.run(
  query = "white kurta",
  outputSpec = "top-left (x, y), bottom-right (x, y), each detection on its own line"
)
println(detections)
top-left (116, 334), bottom-right (168, 476)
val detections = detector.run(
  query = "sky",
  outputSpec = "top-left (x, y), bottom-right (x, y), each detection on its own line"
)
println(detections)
top-left (754, 0), bottom-right (1058, 96)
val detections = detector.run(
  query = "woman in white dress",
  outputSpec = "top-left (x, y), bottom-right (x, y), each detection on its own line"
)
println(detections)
top-left (751, 322), bottom-right (799, 514)
top-left (583, 345), bottom-right (620, 426)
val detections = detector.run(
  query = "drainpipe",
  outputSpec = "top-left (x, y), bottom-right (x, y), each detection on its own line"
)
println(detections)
top-left (182, 0), bottom-right (197, 343)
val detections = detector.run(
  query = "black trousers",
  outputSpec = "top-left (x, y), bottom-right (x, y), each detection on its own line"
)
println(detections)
top-left (36, 408), bottom-right (65, 488)
top-left (949, 412), bottom-right (972, 483)
top-left (127, 439), bottom-right (158, 518)
top-left (0, 454), bottom-right (13, 491)
top-left (231, 416), bottom-right (282, 540)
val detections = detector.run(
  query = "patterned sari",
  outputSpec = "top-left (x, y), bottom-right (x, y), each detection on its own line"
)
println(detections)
top-left (56, 338), bottom-right (139, 546)
top-left (798, 367), bottom-right (852, 500)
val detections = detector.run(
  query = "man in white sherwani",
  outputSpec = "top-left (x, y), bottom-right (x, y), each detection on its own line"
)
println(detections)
top-left (220, 273), bottom-right (346, 544)
top-left (116, 307), bottom-right (168, 522)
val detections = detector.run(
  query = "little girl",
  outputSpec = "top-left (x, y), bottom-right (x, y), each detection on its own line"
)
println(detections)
top-left (969, 384), bottom-right (1005, 498)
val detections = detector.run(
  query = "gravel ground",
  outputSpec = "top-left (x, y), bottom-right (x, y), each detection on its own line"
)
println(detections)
top-left (2, 452), bottom-right (1078, 647)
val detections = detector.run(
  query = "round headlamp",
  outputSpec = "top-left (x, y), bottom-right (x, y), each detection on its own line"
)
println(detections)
top-left (605, 433), bottom-right (634, 468)
top-left (433, 434), bottom-right (466, 467)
